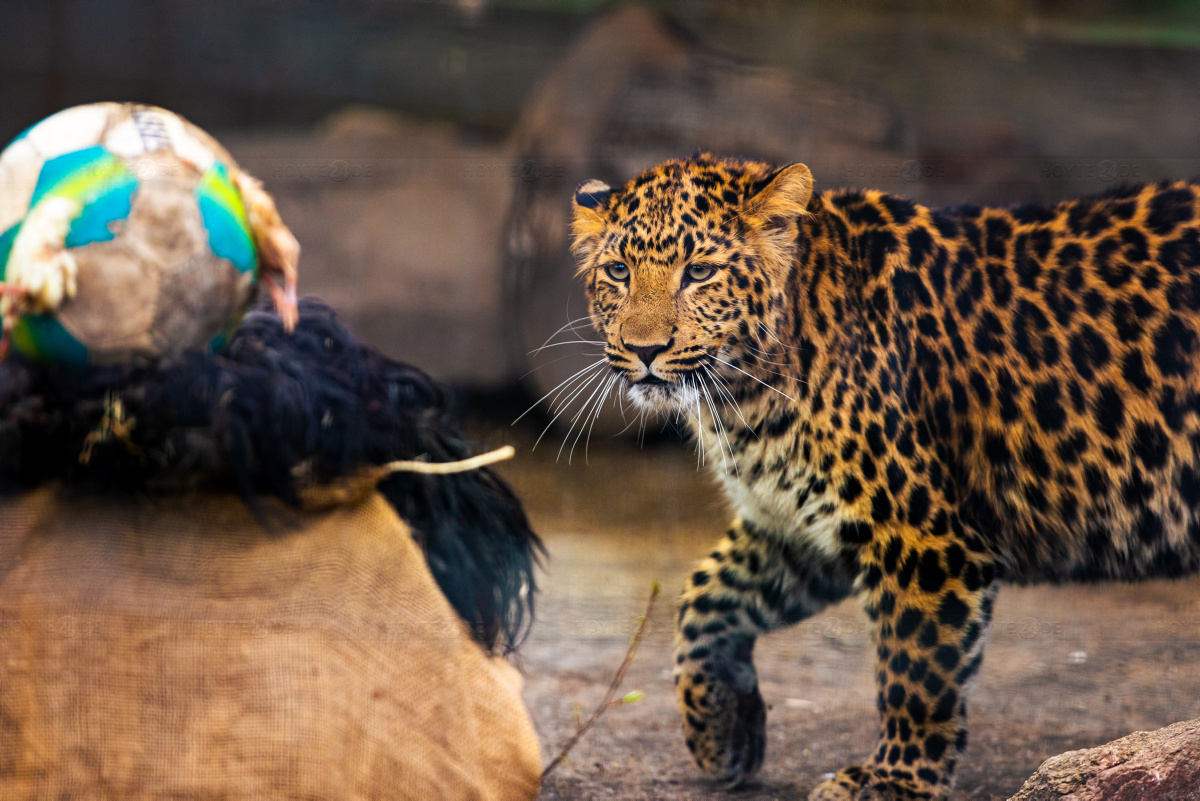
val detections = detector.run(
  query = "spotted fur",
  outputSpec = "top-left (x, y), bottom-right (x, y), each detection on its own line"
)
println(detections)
top-left (570, 154), bottom-right (1200, 800)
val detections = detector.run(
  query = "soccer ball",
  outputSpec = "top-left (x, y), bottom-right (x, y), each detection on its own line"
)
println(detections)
top-left (0, 102), bottom-right (295, 368)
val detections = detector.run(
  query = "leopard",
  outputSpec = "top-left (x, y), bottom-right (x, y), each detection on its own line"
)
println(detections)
top-left (568, 153), bottom-right (1200, 800)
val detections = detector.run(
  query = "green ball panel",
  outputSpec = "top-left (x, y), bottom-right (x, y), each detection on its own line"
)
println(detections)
top-left (10, 314), bottom-right (89, 370)
top-left (196, 162), bottom-right (257, 275)
top-left (30, 146), bottom-right (112, 208)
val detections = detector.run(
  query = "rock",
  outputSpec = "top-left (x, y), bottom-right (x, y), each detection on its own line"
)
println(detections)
top-left (223, 111), bottom-right (519, 386)
top-left (1009, 718), bottom-right (1200, 800)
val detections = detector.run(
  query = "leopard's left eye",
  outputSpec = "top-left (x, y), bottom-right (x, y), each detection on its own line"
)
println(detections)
top-left (604, 262), bottom-right (630, 282)
top-left (685, 263), bottom-right (717, 283)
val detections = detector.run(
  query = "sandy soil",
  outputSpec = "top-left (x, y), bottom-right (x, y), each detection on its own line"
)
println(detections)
top-left (480, 424), bottom-right (1200, 801)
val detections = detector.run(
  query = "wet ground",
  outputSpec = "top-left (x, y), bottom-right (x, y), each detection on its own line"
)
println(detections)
top-left (479, 422), bottom-right (1200, 800)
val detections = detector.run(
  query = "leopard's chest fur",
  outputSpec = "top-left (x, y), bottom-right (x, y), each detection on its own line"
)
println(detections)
top-left (694, 396), bottom-right (846, 561)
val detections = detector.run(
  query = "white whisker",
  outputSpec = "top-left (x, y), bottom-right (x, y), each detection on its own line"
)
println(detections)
top-left (527, 339), bottom-right (605, 356)
top-left (518, 350), bottom-right (604, 381)
top-left (702, 364), bottom-right (753, 434)
top-left (758, 322), bottom-right (804, 352)
top-left (532, 364), bottom-right (607, 450)
top-left (569, 371), bottom-right (614, 464)
top-left (536, 315), bottom-right (595, 351)
top-left (543, 365), bottom-right (604, 423)
top-left (580, 373), bottom-right (619, 463)
top-left (699, 380), bottom-right (718, 471)
top-left (559, 367), bottom-right (614, 462)
top-left (709, 354), bottom-right (798, 402)
top-left (751, 364), bottom-right (808, 385)
top-left (514, 358), bottom-right (607, 425)
top-left (616, 379), bottom-right (629, 423)
top-left (744, 348), bottom-right (791, 367)
top-left (698, 375), bottom-right (735, 476)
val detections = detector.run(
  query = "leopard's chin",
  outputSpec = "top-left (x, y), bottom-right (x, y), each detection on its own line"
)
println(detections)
top-left (625, 379), bottom-right (677, 411)
top-left (623, 374), bottom-right (699, 413)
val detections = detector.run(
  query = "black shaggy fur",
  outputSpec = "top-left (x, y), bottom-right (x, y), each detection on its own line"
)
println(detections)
top-left (0, 298), bottom-right (541, 654)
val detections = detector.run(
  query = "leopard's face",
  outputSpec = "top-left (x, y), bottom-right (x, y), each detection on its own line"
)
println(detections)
top-left (570, 156), bottom-right (814, 412)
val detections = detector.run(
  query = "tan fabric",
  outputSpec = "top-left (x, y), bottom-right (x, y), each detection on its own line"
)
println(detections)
top-left (0, 486), bottom-right (542, 800)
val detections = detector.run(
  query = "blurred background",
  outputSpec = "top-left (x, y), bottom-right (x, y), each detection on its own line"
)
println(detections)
top-left (5, 2), bottom-right (1200, 798)
top-left (7, 0), bottom-right (1200, 398)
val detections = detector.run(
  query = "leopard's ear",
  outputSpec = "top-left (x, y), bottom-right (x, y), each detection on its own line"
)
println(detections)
top-left (744, 163), bottom-right (813, 226)
top-left (571, 179), bottom-right (613, 257)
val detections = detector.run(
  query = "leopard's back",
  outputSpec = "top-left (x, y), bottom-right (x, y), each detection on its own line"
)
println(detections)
top-left (846, 181), bottom-right (1200, 581)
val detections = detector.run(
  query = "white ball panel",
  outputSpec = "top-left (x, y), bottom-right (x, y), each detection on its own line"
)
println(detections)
top-left (101, 117), bottom-right (148, 160)
top-left (23, 103), bottom-right (118, 160)
top-left (0, 138), bottom-right (43, 233)
top-left (157, 112), bottom-right (217, 172)
top-left (103, 107), bottom-right (218, 174)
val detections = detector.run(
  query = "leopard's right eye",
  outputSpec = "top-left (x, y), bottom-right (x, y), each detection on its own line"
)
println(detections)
top-left (604, 262), bottom-right (630, 282)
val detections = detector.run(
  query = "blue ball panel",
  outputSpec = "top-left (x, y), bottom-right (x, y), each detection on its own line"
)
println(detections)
top-left (11, 314), bottom-right (89, 369)
top-left (197, 194), bottom-right (257, 274)
top-left (0, 222), bottom-right (17, 282)
top-left (64, 177), bottom-right (138, 248)
top-left (196, 162), bottom-right (257, 276)
top-left (0, 222), bottom-right (16, 334)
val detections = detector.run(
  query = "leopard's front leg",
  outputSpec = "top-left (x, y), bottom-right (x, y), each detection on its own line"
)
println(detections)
top-left (810, 523), bottom-right (998, 801)
top-left (675, 518), bottom-right (858, 787)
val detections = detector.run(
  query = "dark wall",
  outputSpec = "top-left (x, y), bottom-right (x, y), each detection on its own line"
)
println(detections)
top-left (0, 0), bottom-right (590, 141)
top-left (6, 0), bottom-right (1200, 196)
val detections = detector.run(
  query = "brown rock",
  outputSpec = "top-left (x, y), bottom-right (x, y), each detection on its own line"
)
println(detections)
top-left (1009, 718), bottom-right (1200, 800)
top-left (224, 111), bottom-right (518, 386)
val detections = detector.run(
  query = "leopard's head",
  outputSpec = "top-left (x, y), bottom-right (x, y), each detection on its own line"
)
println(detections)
top-left (571, 155), bottom-right (813, 411)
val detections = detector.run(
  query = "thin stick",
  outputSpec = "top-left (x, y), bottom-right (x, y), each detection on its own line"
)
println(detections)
top-left (540, 581), bottom-right (661, 781)
top-left (381, 445), bottom-right (515, 475)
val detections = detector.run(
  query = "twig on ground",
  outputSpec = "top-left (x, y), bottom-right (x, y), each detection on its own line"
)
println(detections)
top-left (540, 580), bottom-right (661, 781)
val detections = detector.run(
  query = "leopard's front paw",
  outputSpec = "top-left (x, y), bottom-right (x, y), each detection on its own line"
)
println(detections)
top-left (677, 667), bottom-right (766, 787)
top-left (807, 765), bottom-right (866, 800)
top-left (808, 764), bottom-right (944, 801)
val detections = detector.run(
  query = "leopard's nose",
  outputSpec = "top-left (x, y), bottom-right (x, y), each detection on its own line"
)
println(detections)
top-left (624, 338), bottom-right (673, 367)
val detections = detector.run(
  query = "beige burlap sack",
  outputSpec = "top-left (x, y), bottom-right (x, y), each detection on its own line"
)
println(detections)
top-left (0, 485), bottom-right (542, 800)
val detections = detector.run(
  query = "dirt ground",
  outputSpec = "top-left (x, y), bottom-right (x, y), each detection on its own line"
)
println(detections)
top-left (480, 422), bottom-right (1200, 801)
